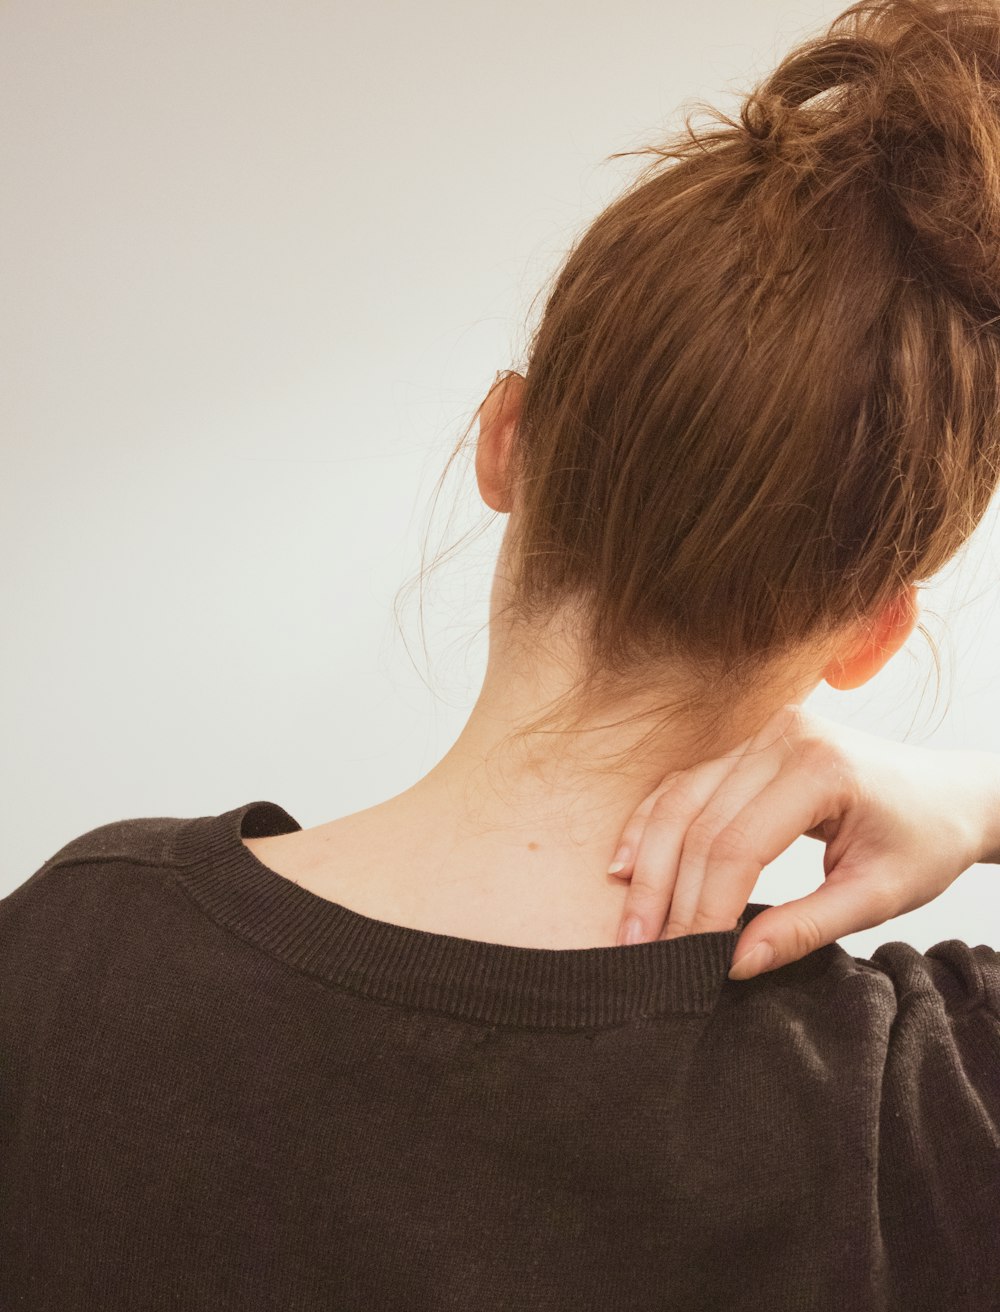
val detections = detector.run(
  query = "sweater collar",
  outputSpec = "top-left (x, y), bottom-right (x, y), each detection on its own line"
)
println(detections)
top-left (169, 799), bottom-right (772, 1030)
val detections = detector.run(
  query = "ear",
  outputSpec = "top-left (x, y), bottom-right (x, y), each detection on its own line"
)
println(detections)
top-left (475, 372), bottom-right (524, 514)
top-left (824, 585), bottom-right (920, 691)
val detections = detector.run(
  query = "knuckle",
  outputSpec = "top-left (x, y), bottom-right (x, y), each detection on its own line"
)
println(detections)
top-left (705, 822), bottom-right (754, 869)
top-left (796, 737), bottom-right (856, 802)
top-left (795, 735), bottom-right (840, 775)
top-left (786, 909), bottom-right (825, 958)
top-left (648, 791), bottom-right (681, 824)
top-left (680, 819), bottom-right (716, 862)
top-left (648, 778), bottom-right (701, 824)
top-left (626, 870), bottom-right (668, 902)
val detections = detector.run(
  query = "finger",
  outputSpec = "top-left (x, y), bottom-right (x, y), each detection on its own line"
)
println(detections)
top-left (663, 741), bottom-right (850, 942)
top-left (609, 705), bottom-right (813, 884)
top-left (616, 753), bottom-right (743, 945)
top-left (727, 868), bottom-right (900, 981)
top-left (612, 704), bottom-right (820, 941)
top-left (606, 783), bottom-right (673, 881)
top-left (658, 745), bottom-right (788, 940)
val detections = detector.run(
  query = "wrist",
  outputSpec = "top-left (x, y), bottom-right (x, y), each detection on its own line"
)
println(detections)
top-left (965, 749), bottom-right (1000, 865)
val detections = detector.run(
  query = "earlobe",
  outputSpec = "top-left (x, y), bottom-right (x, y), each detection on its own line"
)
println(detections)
top-left (824, 650), bottom-right (877, 692)
top-left (823, 585), bottom-right (919, 691)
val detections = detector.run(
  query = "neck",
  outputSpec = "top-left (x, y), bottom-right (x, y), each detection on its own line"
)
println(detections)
top-left (416, 692), bottom-right (761, 868)
top-left (390, 633), bottom-right (819, 924)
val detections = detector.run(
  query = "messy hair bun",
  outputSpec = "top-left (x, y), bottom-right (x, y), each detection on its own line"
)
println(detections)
top-left (742, 0), bottom-right (1000, 318)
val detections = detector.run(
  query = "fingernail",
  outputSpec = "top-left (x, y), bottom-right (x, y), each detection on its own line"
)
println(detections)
top-left (618, 916), bottom-right (644, 946)
top-left (728, 941), bottom-right (775, 981)
top-left (607, 846), bottom-right (630, 876)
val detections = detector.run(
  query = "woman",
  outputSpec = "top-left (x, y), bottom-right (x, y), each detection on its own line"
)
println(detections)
top-left (4, 0), bottom-right (1000, 1308)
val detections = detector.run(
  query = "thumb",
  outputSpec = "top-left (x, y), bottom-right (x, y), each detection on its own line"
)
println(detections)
top-left (728, 872), bottom-right (898, 981)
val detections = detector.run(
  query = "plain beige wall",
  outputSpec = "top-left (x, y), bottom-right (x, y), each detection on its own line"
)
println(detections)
top-left (3, 0), bottom-right (999, 959)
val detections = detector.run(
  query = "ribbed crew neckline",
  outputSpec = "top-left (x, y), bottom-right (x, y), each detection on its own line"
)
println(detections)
top-left (169, 799), bottom-right (771, 1030)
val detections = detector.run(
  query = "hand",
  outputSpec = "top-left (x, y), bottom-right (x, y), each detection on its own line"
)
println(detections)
top-left (611, 703), bottom-right (999, 980)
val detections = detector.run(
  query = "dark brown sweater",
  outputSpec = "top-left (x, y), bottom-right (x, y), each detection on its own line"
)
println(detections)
top-left (2, 799), bottom-right (999, 1311)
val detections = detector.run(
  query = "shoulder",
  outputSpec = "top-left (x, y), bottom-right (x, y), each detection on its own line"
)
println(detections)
top-left (45, 812), bottom-right (183, 868)
top-left (3, 811), bottom-right (189, 917)
top-left (865, 935), bottom-right (1000, 1020)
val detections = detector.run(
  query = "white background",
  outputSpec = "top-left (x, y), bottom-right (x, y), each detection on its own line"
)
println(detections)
top-left (3, 0), bottom-right (999, 960)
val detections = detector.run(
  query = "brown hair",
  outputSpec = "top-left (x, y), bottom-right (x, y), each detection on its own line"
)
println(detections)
top-left (407, 0), bottom-right (1000, 754)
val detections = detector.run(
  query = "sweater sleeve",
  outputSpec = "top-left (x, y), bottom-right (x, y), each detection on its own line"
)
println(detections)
top-left (860, 935), bottom-right (1000, 1302)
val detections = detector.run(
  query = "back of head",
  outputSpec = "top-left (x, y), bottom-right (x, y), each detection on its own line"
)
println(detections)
top-left (489, 0), bottom-right (1000, 731)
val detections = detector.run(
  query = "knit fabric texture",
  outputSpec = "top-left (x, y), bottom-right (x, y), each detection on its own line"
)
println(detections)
top-left (2, 799), bottom-right (999, 1310)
